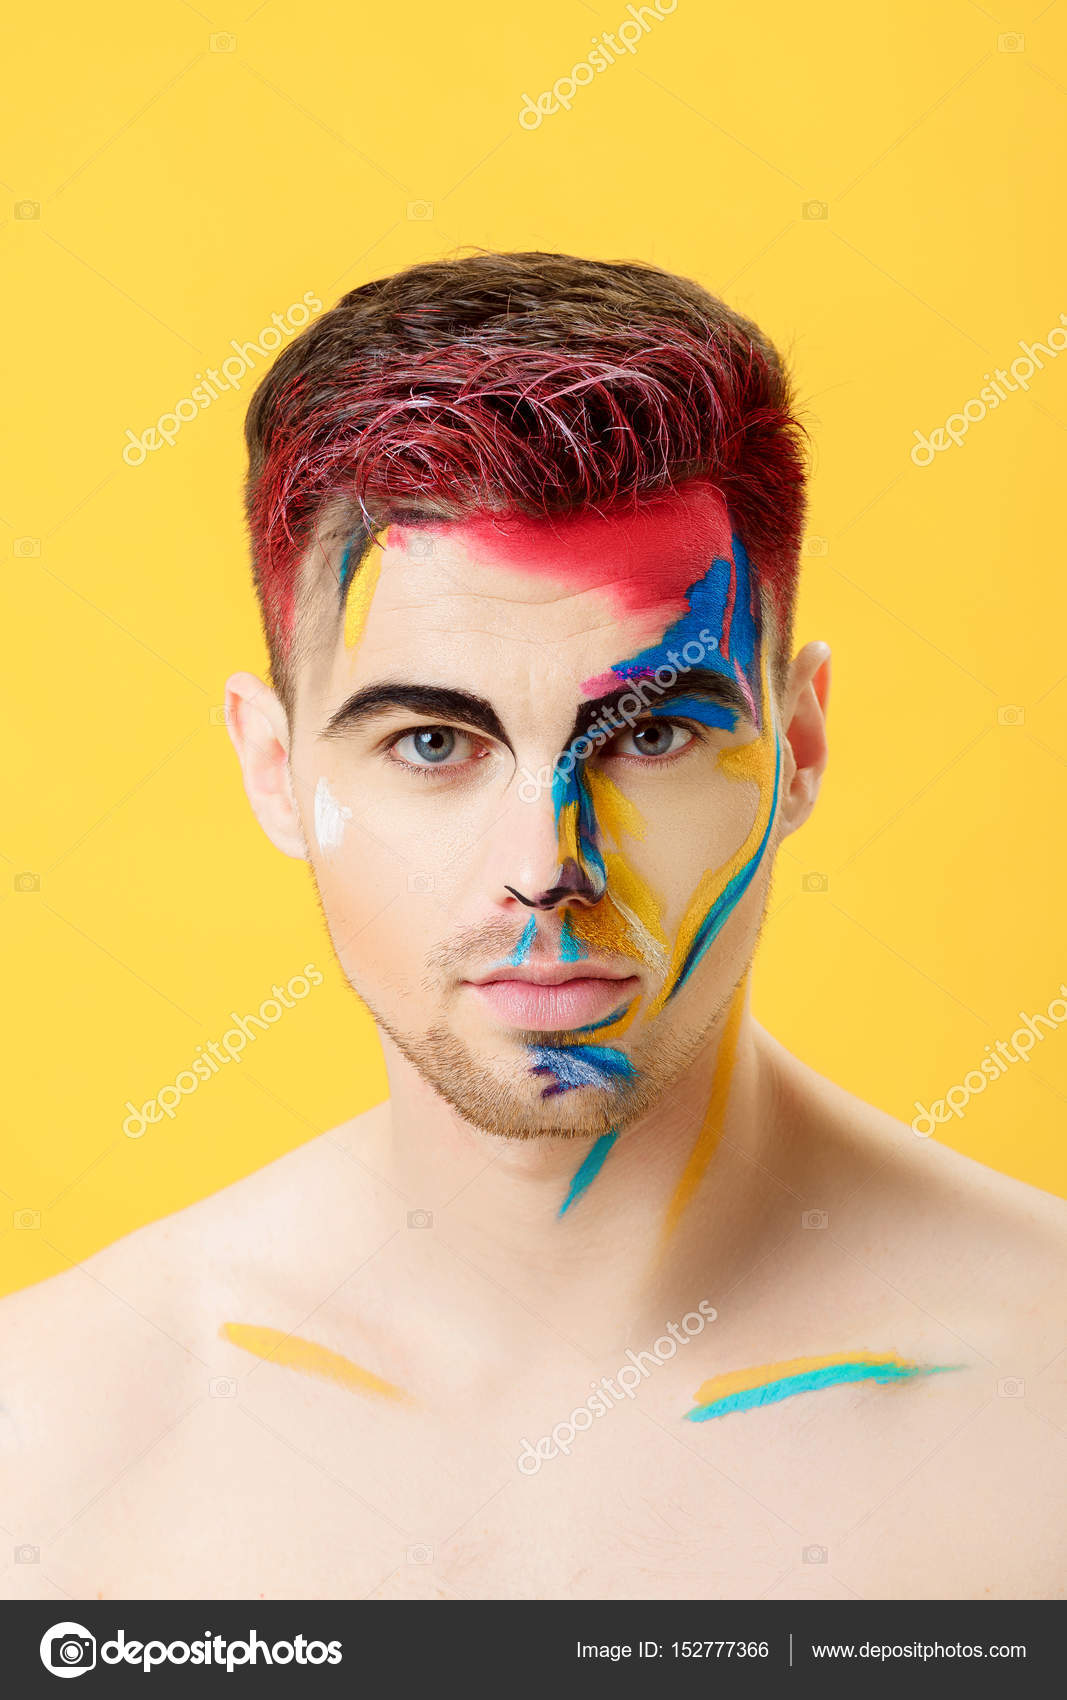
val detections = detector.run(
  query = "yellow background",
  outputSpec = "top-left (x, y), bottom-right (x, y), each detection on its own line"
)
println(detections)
top-left (3, 0), bottom-right (1066, 1298)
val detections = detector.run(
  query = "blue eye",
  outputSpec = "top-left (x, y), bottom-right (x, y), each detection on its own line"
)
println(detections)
top-left (395, 727), bottom-right (461, 764)
top-left (608, 721), bottom-right (696, 759)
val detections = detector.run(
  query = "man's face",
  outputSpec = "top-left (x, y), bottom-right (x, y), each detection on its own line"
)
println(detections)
top-left (282, 479), bottom-right (783, 1140)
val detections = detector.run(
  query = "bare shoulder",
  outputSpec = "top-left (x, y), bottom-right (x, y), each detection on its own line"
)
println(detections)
top-left (0, 1102), bottom-right (392, 1598)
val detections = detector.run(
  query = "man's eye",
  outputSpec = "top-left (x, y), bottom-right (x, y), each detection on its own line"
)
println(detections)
top-left (389, 726), bottom-right (484, 767)
top-left (606, 720), bottom-right (697, 760)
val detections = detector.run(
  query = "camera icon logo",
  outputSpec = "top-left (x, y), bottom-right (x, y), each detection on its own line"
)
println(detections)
top-left (407, 872), bottom-right (434, 894)
top-left (15, 537), bottom-right (41, 557)
top-left (15, 871), bottom-right (40, 893)
top-left (997, 32), bottom-right (1024, 51)
top-left (40, 1621), bottom-right (97, 1677)
top-left (406, 1543), bottom-right (433, 1563)
top-left (802, 1209), bottom-right (828, 1229)
top-left (804, 535), bottom-right (829, 557)
top-left (803, 1544), bottom-right (828, 1563)
top-left (407, 1209), bottom-right (433, 1229)
top-left (14, 1208), bottom-right (40, 1230)
top-left (210, 31), bottom-right (237, 51)
top-left (15, 200), bottom-right (40, 220)
top-left (997, 1376), bottom-right (1025, 1398)
top-left (209, 1376), bottom-right (238, 1397)
top-left (802, 872), bottom-right (828, 893)
top-left (15, 1543), bottom-right (40, 1563)
top-left (406, 200), bottom-right (434, 221)
top-left (996, 705), bottom-right (1024, 727)
top-left (802, 200), bottom-right (829, 220)
top-left (209, 705), bottom-right (227, 727)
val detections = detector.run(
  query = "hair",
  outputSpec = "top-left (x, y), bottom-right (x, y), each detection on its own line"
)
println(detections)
top-left (243, 251), bottom-right (809, 707)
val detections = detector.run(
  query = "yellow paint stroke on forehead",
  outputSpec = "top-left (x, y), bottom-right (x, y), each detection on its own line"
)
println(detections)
top-left (653, 975), bottom-right (746, 1261)
top-left (646, 659), bottom-right (777, 1022)
top-left (343, 528), bottom-right (387, 650)
top-left (221, 1321), bottom-right (412, 1404)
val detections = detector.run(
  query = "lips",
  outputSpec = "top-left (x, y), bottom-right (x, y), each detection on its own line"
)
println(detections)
top-left (464, 962), bottom-right (640, 1032)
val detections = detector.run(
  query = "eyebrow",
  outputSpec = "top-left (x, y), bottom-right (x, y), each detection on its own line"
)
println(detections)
top-left (570, 667), bottom-right (749, 743)
top-left (322, 666), bottom-right (749, 747)
top-left (323, 684), bottom-right (508, 743)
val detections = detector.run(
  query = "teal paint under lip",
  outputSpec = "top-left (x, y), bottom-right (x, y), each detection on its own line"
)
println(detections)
top-left (685, 1359), bottom-right (962, 1422)
top-left (559, 1128), bottom-right (619, 1215)
top-left (531, 1043), bottom-right (634, 1098)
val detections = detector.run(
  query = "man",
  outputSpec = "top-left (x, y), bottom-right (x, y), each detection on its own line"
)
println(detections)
top-left (3, 254), bottom-right (1065, 1602)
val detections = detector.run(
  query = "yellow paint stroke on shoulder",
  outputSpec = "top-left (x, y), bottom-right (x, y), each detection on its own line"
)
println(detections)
top-left (692, 1350), bottom-right (927, 1406)
top-left (221, 1321), bottom-right (412, 1404)
top-left (654, 975), bottom-right (747, 1259)
top-left (343, 531), bottom-right (385, 650)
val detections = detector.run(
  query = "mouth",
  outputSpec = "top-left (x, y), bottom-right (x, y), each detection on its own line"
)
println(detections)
top-left (463, 962), bottom-right (640, 1032)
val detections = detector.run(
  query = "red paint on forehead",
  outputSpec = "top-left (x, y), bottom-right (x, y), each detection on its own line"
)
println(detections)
top-left (387, 479), bottom-right (733, 620)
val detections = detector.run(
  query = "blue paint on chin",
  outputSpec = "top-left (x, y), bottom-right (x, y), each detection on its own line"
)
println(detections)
top-left (558, 1129), bottom-right (619, 1216)
top-left (530, 1044), bottom-right (635, 1099)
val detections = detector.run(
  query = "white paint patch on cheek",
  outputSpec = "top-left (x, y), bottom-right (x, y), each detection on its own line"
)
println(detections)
top-left (314, 777), bottom-right (352, 857)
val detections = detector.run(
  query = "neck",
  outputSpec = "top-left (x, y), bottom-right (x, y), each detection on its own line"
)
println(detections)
top-left (373, 990), bottom-right (779, 1352)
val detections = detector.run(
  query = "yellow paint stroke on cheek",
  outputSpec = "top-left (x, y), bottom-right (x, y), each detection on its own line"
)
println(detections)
top-left (654, 975), bottom-right (746, 1259)
top-left (342, 532), bottom-right (385, 651)
top-left (646, 659), bottom-right (777, 1022)
top-left (220, 1322), bottom-right (412, 1404)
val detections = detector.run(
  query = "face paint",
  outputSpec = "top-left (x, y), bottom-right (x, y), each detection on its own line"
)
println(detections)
top-left (547, 525), bottom-right (777, 1218)
top-left (685, 1352), bottom-right (964, 1422)
top-left (220, 1322), bottom-right (412, 1403)
top-left (558, 1128), bottom-right (619, 1216)
top-left (314, 776), bottom-right (352, 856)
top-left (341, 527), bottom-right (386, 651)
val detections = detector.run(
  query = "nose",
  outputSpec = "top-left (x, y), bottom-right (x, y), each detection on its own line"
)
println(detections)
top-left (503, 756), bottom-right (607, 911)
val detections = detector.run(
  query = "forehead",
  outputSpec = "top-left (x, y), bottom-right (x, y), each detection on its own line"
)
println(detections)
top-left (348, 480), bottom-right (736, 663)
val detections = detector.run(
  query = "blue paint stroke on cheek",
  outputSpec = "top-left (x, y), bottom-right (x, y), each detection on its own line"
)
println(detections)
top-left (668, 734), bottom-right (782, 1002)
top-left (686, 1360), bottom-right (960, 1422)
top-left (571, 1001), bottom-right (636, 1034)
top-left (530, 1044), bottom-right (635, 1098)
top-left (559, 1129), bottom-right (619, 1216)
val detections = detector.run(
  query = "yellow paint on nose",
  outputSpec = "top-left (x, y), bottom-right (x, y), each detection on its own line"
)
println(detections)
top-left (220, 1321), bottom-right (412, 1404)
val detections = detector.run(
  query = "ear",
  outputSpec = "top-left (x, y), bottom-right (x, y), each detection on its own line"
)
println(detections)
top-left (777, 641), bottom-right (831, 837)
top-left (225, 672), bottom-right (308, 860)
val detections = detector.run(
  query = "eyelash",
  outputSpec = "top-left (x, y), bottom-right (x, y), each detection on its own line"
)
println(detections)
top-left (380, 719), bottom-right (708, 778)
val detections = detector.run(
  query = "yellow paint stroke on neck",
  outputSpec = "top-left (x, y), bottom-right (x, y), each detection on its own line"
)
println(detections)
top-left (655, 975), bottom-right (747, 1259)
top-left (221, 1322), bottom-right (412, 1404)
top-left (693, 1350), bottom-right (926, 1406)
top-left (343, 532), bottom-right (385, 650)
